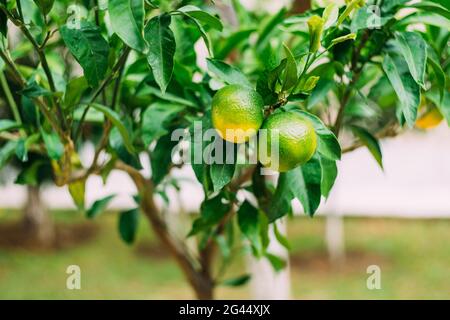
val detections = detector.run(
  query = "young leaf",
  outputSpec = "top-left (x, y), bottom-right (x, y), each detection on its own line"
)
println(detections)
top-left (237, 201), bottom-right (262, 255)
top-left (330, 33), bottom-right (356, 47)
top-left (109, 0), bottom-right (146, 52)
top-left (350, 125), bottom-right (383, 169)
top-left (86, 194), bottom-right (115, 219)
top-left (307, 15), bottom-right (324, 53)
top-left (206, 58), bottom-right (251, 87)
top-left (150, 134), bottom-right (178, 185)
top-left (382, 54), bottom-right (420, 127)
top-left (177, 5), bottom-right (223, 31)
top-left (69, 178), bottom-right (86, 210)
top-left (118, 208), bottom-right (140, 244)
top-left (60, 21), bottom-right (109, 88)
top-left (322, 3), bottom-right (339, 29)
top-left (145, 14), bottom-right (176, 93)
top-left (91, 103), bottom-right (135, 153)
top-left (394, 32), bottom-right (427, 87)
top-left (282, 44), bottom-right (298, 91)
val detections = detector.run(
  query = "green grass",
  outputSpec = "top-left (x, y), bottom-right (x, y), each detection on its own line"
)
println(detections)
top-left (0, 209), bottom-right (449, 299)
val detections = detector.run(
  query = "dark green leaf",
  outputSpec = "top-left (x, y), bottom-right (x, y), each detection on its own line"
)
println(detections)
top-left (33, 0), bottom-right (54, 15)
top-left (15, 138), bottom-right (28, 162)
top-left (427, 55), bottom-right (446, 103)
top-left (60, 21), bottom-right (109, 87)
top-left (150, 134), bottom-right (177, 185)
top-left (209, 139), bottom-right (237, 192)
top-left (273, 222), bottom-right (291, 250)
top-left (221, 274), bottom-right (251, 287)
top-left (0, 141), bottom-right (17, 169)
top-left (86, 194), bottom-right (115, 219)
top-left (350, 125), bottom-right (383, 169)
top-left (206, 58), bottom-right (251, 87)
top-left (237, 201), bottom-right (262, 255)
top-left (118, 208), bottom-right (140, 244)
top-left (319, 156), bottom-right (337, 198)
top-left (109, 126), bottom-right (142, 170)
top-left (109, 0), bottom-right (146, 52)
top-left (394, 32), bottom-right (427, 87)
top-left (21, 81), bottom-right (52, 98)
top-left (145, 14), bottom-right (176, 93)
top-left (63, 76), bottom-right (88, 109)
top-left (382, 53), bottom-right (420, 127)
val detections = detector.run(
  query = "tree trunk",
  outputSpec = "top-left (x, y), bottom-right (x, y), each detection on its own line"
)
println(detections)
top-left (23, 185), bottom-right (55, 246)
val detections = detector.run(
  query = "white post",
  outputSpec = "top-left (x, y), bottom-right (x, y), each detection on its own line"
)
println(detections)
top-left (325, 184), bottom-right (346, 266)
top-left (249, 219), bottom-right (291, 299)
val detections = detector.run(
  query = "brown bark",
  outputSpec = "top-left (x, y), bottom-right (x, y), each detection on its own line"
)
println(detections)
top-left (291, 0), bottom-right (311, 14)
top-left (116, 161), bottom-right (215, 299)
top-left (22, 185), bottom-right (55, 246)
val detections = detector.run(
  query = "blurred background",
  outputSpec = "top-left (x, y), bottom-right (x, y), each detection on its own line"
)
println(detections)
top-left (0, 0), bottom-right (449, 299)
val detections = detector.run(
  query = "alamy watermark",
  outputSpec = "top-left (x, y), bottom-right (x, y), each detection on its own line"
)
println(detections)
top-left (66, 265), bottom-right (81, 290)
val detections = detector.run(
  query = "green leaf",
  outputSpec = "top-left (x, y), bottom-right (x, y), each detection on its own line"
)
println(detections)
top-left (143, 86), bottom-right (197, 108)
top-left (86, 194), bottom-right (115, 219)
top-left (41, 129), bottom-right (63, 160)
top-left (15, 161), bottom-right (44, 186)
top-left (215, 29), bottom-right (255, 60)
top-left (21, 81), bottom-right (52, 98)
top-left (0, 0), bottom-right (6, 38)
top-left (109, 125), bottom-right (142, 170)
top-left (322, 3), bottom-right (339, 29)
top-left (426, 90), bottom-right (450, 126)
top-left (350, 125), bottom-right (383, 169)
top-left (209, 140), bottom-right (237, 192)
top-left (256, 7), bottom-right (287, 51)
top-left (288, 154), bottom-right (322, 217)
top-left (307, 15), bottom-right (324, 53)
top-left (319, 156), bottom-right (337, 198)
top-left (144, 14), bottom-right (176, 93)
top-left (0, 120), bottom-right (21, 132)
top-left (60, 21), bottom-right (109, 87)
top-left (394, 32), bottom-right (427, 87)
top-left (265, 253), bottom-right (286, 272)
top-left (427, 55), bottom-right (446, 103)
top-left (237, 201), bottom-right (262, 255)
top-left (180, 12), bottom-right (213, 56)
top-left (409, 1), bottom-right (450, 20)
top-left (109, 0), bottom-right (146, 52)
top-left (69, 179), bottom-right (86, 210)
top-left (63, 77), bottom-right (88, 110)
top-left (351, 5), bottom-right (392, 32)
top-left (15, 138), bottom-right (28, 162)
top-left (141, 102), bottom-right (184, 146)
top-left (188, 193), bottom-right (230, 236)
top-left (282, 44), bottom-right (298, 91)
top-left (118, 208), bottom-right (140, 244)
top-left (150, 134), bottom-right (177, 185)
top-left (0, 141), bottom-right (17, 169)
top-left (382, 54), bottom-right (420, 127)
top-left (330, 33), bottom-right (356, 47)
top-left (273, 222), bottom-right (291, 250)
top-left (221, 274), bottom-right (251, 287)
top-left (178, 5), bottom-right (223, 31)
top-left (206, 58), bottom-right (251, 87)
top-left (91, 103), bottom-right (135, 153)
top-left (33, 0), bottom-right (54, 15)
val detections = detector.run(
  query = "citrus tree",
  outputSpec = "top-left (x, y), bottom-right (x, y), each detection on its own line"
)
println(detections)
top-left (0, 0), bottom-right (449, 299)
